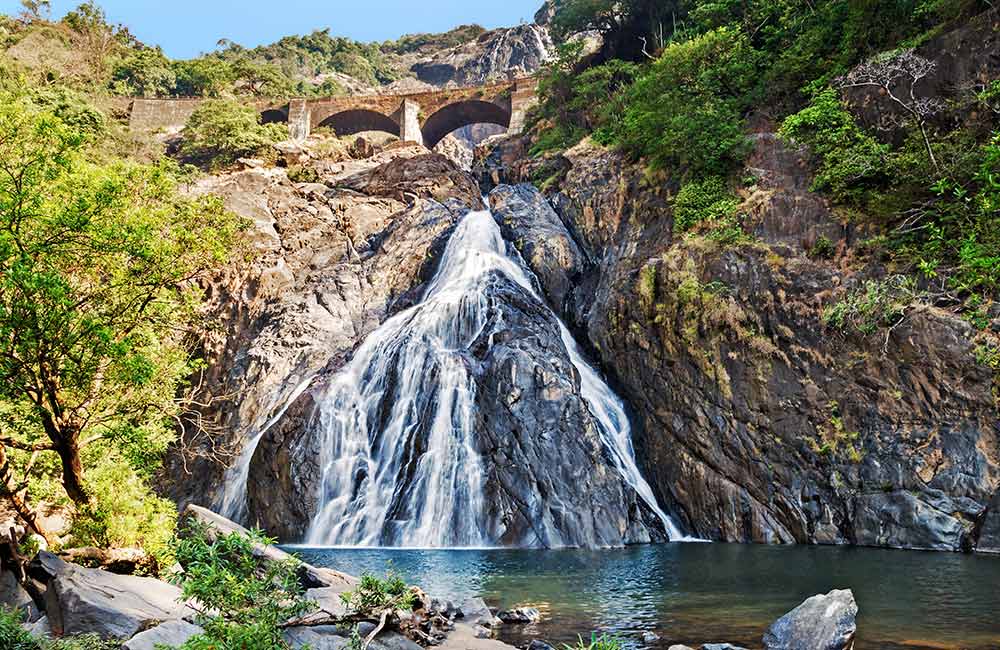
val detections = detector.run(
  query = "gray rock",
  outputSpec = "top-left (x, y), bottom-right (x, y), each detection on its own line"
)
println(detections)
top-left (306, 586), bottom-right (351, 618)
top-left (283, 625), bottom-right (351, 650)
top-left (0, 570), bottom-right (39, 621)
top-left (763, 589), bottom-right (858, 650)
top-left (39, 551), bottom-right (196, 639)
top-left (459, 597), bottom-right (492, 621)
top-left (22, 615), bottom-right (50, 638)
top-left (975, 488), bottom-right (1000, 554)
top-left (474, 625), bottom-right (493, 639)
top-left (641, 632), bottom-right (660, 642)
top-left (528, 641), bottom-right (556, 650)
top-left (370, 631), bottom-right (424, 650)
top-left (497, 607), bottom-right (541, 624)
top-left (667, 646), bottom-right (694, 650)
top-left (124, 620), bottom-right (204, 650)
top-left (703, 645), bottom-right (748, 650)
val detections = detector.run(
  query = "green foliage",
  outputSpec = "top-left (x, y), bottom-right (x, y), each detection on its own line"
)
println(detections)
top-left (529, 42), bottom-right (639, 153)
top-left (550, 0), bottom-right (681, 61)
top-left (614, 27), bottom-right (760, 177)
top-left (383, 24), bottom-right (486, 55)
top-left (172, 524), bottom-right (315, 650)
top-left (822, 276), bottom-right (920, 336)
top-left (68, 452), bottom-right (177, 573)
top-left (110, 47), bottom-right (176, 97)
top-left (779, 89), bottom-right (889, 204)
top-left (25, 85), bottom-right (105, 139)
top-left (809, 236), bottom-right (836, 260)
top-left (180, 99), bottom-right (287, 167)
top-left (672, 176), bottom-right (740, 233)
top-left (0, 89), bottom-right (244, 548)
top-left (171, 58), bottom-right (234, 97)
top-left (340, 572), bottom-right (417, 617)
top-left (561, 633), bottom-right (624, 650)
top-left (0, 608), bottom-right (117, 650)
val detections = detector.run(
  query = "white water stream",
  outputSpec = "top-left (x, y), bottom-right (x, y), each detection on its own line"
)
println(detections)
top-left (222, 209), bottom-right (684, 545)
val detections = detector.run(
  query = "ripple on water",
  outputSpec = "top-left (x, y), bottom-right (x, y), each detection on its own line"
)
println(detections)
top-left (288, 543), bottom-right (1000, 650)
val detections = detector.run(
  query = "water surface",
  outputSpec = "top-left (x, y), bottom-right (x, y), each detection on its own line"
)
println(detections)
top-left (292, 543), bottom-right (1000, 650)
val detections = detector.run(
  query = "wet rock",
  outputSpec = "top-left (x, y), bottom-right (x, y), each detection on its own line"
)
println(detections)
top-left (489, 183), bottom-right (588, 315)
top-left (124, 620), bottom-right (205, 650)
top-left (641, 632), bottom-right (660, 642)
top-left (975, 489), bottom-right (1000, 554)
top-left (497, 607), bottom-right (541, 624)
top-left (762, 589), bottom-right (857, 650)
top-left (40, 551), bottom-right (195, 639)
top-left (702, 645), bottom-right (748, 650)
top-left (667, 646), bottom-right (695, 650)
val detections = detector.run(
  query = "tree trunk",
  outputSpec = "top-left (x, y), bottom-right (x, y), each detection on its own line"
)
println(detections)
top-left (55, 440), bottom-right (89, 505)
top-left (0, 443), bottom-right (55, 546)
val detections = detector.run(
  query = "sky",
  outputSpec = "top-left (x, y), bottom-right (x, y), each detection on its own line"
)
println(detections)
top-left (0, 0), bottom-right (544, 59)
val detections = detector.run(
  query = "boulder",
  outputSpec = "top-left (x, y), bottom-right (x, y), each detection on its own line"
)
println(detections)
top-left (497, 607), bottom-right (541, 624)
top-left (22, 615), bottom-right (50, 637)
top-left (667, 646), bottom-right (695, 650)
top-left (306, 586), bottom-right (352, 618)
top-left (39, 551), bottom-right (195, 639)
top-left (528, 641), bottom-right (556, 650)
top-left (762, 589), bottom-right (858, 650)
top-left (0, 570), bottom-right (39, 621)
top-left (641, 632), bottom-right (660, 642)
top-left (124, 620), bottom-right (204, 650)
top-left (283, 625), bottom-right (351, 650)
top-left (703, 645), bottom-right (748, 650)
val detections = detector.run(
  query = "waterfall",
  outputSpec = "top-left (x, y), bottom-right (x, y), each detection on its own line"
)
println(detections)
top-left (295, 209), bottom-right (683, 547)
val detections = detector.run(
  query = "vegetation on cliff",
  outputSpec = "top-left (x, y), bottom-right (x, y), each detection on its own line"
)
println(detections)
top-left (530, 0), bottom-right (998, 326)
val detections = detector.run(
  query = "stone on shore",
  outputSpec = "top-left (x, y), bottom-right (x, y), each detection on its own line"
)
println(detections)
top-left (124, 620), bottom-right (205, 650)
top-left (1, 569), bottom-right (39, 621)
top-left (762, 589), bottom-right (858, 650)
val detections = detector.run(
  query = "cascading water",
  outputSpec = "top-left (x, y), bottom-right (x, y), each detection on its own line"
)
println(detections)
top-left (293, 209), bottom-right (684, 546)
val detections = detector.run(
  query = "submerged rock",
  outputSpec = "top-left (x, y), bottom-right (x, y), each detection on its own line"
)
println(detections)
top-left (497, 607), bottom-right (541, 624)
top-left (762, 589), bottom-right (857, 650)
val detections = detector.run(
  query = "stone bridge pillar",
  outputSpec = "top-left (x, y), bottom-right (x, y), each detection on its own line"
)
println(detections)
top-left (288, 99), bottom-right (311, 141)
top-left (508, 79), bottom-right (539, 135)
top-left (396, 99), bottom-right (423, 146)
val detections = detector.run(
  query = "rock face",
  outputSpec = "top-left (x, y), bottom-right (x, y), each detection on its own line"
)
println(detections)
top-left (762, 589), bottom-right (857, 650)
top-left (410, 24), bottom-right (554, 87)
top-left (475, 132), bottom-right (999, 551)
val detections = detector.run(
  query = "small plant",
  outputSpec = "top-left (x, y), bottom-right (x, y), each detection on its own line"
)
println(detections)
top-left (287, 164), bottom-right (320, 183)
top-left (339, 573), bottom-right (417, 650)
top-left (0, 608), bottom-right (118, 650)
top-left (809, 236), bottom-right (836, 260)
top-left (672, 176), bottom-right (741, 234)
top-left (822, 276), bottom-right (920, 339)
top-left (563, 633), bottom-right (624, 650)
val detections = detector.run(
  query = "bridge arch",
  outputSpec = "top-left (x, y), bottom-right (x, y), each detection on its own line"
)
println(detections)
top-left (260, 108), bottom-right (288, 125)
top-left (317, 109), bottom-right (400, 138)
top-left (421, 100), bottom-right (511, 149)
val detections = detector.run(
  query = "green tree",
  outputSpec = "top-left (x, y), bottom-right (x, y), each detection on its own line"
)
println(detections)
top-left (0, 92), bottom-right (244, 534)
top-left (616, 27), bottom-right (761, 176)
top-left (179, 98), bottom-right (287, 167)
top-left (110, 47), bottom-right (177, 97)
top-left (172, 58), bottom-right (234, 97)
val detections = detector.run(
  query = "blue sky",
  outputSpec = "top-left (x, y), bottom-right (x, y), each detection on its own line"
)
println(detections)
top-left (0, 0), bottom-right (544, 59)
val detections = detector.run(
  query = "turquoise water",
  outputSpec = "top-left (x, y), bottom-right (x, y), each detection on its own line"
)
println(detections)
top-left (291, 543), bottom-right (1000, 650)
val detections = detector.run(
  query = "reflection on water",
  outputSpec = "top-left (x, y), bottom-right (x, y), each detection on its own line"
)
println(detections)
top-left (290, 543), bottom-right (1000, 650)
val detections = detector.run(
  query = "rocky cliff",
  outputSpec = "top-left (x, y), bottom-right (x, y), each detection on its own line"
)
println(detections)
top-left (477, 122), bottom-right (999, 553)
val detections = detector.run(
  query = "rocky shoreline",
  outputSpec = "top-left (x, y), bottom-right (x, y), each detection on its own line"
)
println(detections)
top-left (1, 506), bottom-right (860, 650)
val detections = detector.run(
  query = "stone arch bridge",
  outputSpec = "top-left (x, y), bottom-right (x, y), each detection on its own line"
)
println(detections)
top-left (127, 78), bottom-right (537, 148)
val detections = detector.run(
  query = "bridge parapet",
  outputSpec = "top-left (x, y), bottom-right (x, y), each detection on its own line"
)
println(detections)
top-left (126, 77), bottom-right (537, 147)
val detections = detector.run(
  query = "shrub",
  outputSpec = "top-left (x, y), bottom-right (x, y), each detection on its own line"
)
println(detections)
top-left (172, 524), bottom-right (315, 650)
top-left (340, 573), bottom-right (417, 617)
top-left (779, 88), bottom-right (889, 205)
top-left (172, 58), bottom-right (233, 97)
top-left (179, 99), bottom-right (287, 167)
top-left (0, 608), bottom-right (118, 650)
top-left (673, 176), bottom-right (741, 233)
top-left (822, 276), bottom-right (920, 337)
